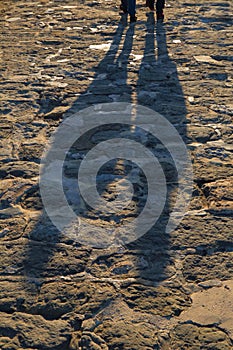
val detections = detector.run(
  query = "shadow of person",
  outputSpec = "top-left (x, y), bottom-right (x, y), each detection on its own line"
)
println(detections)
top-left (118, 13), bottom-right (189, 318)
top-left (22, 18), bottom-right (136, 285)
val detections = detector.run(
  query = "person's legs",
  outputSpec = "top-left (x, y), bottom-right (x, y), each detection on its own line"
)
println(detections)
top-left (128, 0), bottom-right (137, 22)
top-left (156, 0), bottom-right (165, 14)
top-left (156, 0), bottom-right (165, 21)
top-left (128, 0), bottom-right (136, 16)
top-left (120, 0), bottom-right (137, 22)
top-left (146, 0), bottom-right (155, 11)
top-left (120, 0), bottom-right (128, 13)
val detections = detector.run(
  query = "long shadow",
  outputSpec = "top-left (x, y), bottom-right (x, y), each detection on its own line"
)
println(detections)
top-left (22, 19), bottom-right (136, 285)
top-left (112, 14), bottom-right (187, 294)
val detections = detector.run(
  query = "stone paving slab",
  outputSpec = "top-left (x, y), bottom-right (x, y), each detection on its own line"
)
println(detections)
top-left (0, 0), bottom-right (233, 349)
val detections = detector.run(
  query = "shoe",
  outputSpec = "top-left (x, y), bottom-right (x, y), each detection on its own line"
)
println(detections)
top-left (130, 15), bottom-right (137, 23)
top-left (156, 11), bottom-right (164, 22)
top-left (119, 4), bottom-right (127, 14)
top-left (146, 0), bottom-right (154, 11)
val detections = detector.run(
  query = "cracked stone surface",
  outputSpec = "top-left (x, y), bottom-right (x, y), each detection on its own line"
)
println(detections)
top-left (0, 0), bottom-right (233, 349)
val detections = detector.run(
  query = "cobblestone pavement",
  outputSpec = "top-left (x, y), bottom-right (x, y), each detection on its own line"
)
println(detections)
top-left (0, 0), bottom-right (233, 349)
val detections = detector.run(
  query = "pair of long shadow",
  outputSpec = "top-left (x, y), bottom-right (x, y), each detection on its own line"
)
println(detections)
top-left (23, 13), bottom-right (187, 293)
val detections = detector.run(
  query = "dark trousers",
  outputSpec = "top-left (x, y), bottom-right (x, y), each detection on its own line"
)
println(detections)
top-left (121, 0), bottom-right (165, 16)
top-left (146, 0), bottom-right (165, 13)
top-left (155, 0), bottom-right (165, 13)
top-left (121, 0), bottom-right (136, 16)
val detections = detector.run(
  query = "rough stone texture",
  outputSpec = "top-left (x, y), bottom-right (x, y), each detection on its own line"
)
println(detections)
top-left (0, 0), bottom-right (233, 349)
top-left (179, 280), bottom-right (233, 339)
